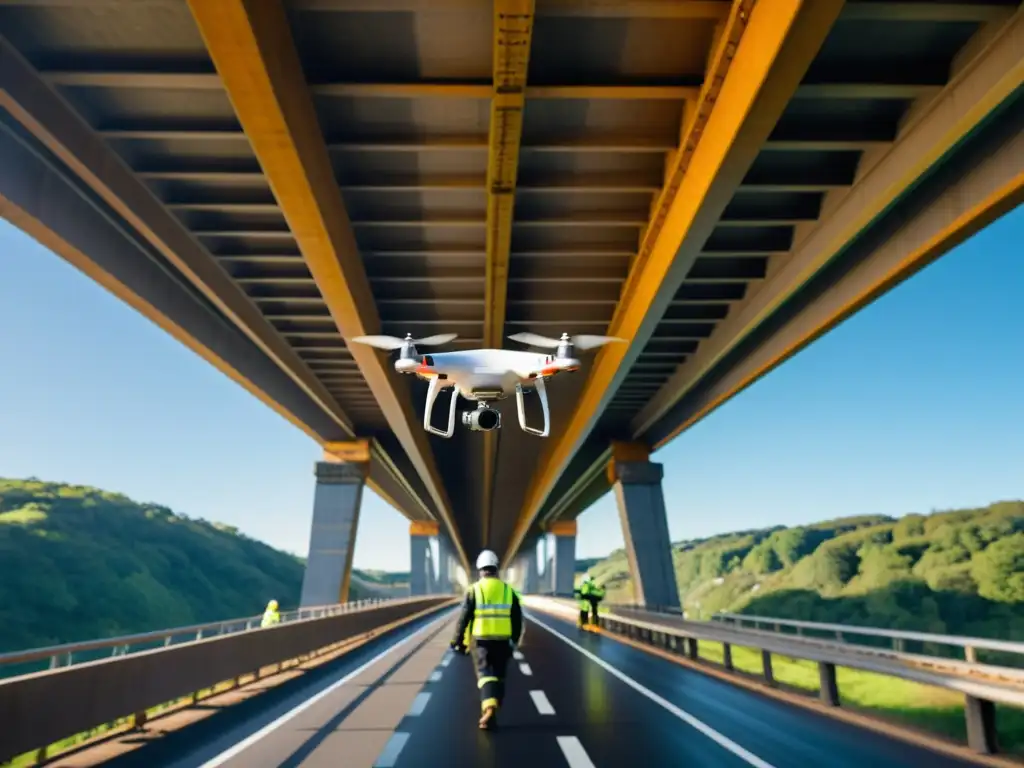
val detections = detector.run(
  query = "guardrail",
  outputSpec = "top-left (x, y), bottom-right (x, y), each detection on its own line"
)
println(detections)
top-left (0, 595), bottom-right (457, 765)
top-left (711, 612), bottom-right (1024, 667)
top-left (0, 596), bottom-right (401, 680)
top-left (526, 597), bottom-right (1024, 757)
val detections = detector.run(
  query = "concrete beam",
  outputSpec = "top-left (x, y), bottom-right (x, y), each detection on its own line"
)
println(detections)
top-left (504, 0), bottom-right (847, 567)
top-left (186, 0), bottom-right (466, 570)
top-left (634, 11), bottom-right (1024, 445)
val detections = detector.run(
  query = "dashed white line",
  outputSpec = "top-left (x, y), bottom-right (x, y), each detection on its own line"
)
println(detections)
top-left (441, 653), bottom-right (453, 667)
top-left (373, 732), bottom-right (410, 767)
top-left (199, 612), bottom-right (453, 767)
top-left (429, 670), bottom-right (443, 682)
top-left (528, 615), bottom-right (777, 768)
top-left (513, 650), bottom-right (524, 660)
top-left (519, 662), bottom-right (533, 676)
top-left (556, 736), bottom-right (597, 768)
top-left (407, 692), bottom-right (432, 716)
top-left (530, 689), bottom-right (555, 715)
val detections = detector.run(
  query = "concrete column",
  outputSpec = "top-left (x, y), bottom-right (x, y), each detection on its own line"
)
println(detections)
top-left (409, 521), bottom-right (439, 596)
top-left (299, 441), bottom-right (370, 607)
top-left (521, 548), bottom-right (539, 594)
top-left (608, 441), bottom-right (681, 611)
top-left (435, 536), bottom-right (455, 593)
top-left (547, 521), bottom-right (577, 597)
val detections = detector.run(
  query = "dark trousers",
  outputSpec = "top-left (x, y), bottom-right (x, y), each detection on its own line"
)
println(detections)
top-left (474, 639), bottom-right (512, 712)
top-left (583, 597), bottom-right (600, 624)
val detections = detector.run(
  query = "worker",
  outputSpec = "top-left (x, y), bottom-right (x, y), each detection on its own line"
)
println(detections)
top-left (261, 599), bottom-right (281, 627)
top-left (574, 574), bottom-right (605, 628)
top-left (451, 550), bottom-right (523, 730)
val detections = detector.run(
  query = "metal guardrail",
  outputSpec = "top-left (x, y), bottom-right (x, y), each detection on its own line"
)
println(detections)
top-left (526, 597), bottom-right (1023, 757)
top-left (0, 597), bottom-right (402, 678)
top-left (712, 611), bottom-right (1024, 665)
top-left (0, 596), bottom-right (457, 765)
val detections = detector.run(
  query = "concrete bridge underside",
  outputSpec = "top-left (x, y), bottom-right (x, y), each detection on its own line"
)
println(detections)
top-left (1, 0), bottom-right (1020, 605)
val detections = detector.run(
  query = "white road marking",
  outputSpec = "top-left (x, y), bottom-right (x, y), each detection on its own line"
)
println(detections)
top-left (556, 736), bottom-right (597, 768)
top-left (199, 611), bottom-right (453, 767)
top-left (519, 662), bottom-right (533, 676)
top-left (530, 689), bottom-right (555, 715)
top-left (407, 692), bottom-right (432, 716)
top-left (513, 650), bottom-right (524, 660)
top-left (373, 732), bottom-right (410, 767)
top-left (429, 670), bottom-right (443, 682)
top-left (441, 653), bottom-right (453, 667)
top-left (528, 615), bottom-right (777, 768)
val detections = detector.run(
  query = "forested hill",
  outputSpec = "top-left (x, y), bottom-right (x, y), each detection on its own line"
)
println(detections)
top-left (586, 502), bottom-right (1024, 639)
top-left (0, 478), bottom-right (386, 653)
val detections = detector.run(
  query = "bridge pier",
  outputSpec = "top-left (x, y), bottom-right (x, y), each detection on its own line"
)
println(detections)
top-left (547, 521), bottom-right (577, 597)
top-left (608, 441), bottom-right (681, 611)
top-left (434, 535), bottom-right (456, 594)
top-left (299, 441), bottom-right (369, 607)
top-left (409, 521), bottom-right (439, 596)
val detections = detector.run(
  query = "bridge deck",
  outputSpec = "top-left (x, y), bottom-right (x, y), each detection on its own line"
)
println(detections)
top-left (63, 609), bottom-right (983, 768)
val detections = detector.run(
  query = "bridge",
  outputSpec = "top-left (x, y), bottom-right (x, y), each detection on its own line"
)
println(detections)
top-left (1, 0), bottom-right (1023, 764)
top-left (2, 0), bottom-right (1022, 612)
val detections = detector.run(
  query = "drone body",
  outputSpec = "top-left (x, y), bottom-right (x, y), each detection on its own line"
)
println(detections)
top-left (351, 332), bottom-right (622, 438)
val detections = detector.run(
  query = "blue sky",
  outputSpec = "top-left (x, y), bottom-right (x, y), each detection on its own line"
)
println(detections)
top-left (1, 207), bottom-right (1022, 571)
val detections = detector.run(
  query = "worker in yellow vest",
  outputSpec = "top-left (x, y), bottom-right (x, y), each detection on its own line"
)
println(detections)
top-left (261, 599), bottom-right (281, 627)
top-left (451, 550), bottom-right (523, 730)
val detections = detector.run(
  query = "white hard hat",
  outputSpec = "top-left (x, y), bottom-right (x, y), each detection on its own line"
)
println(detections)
top-left (582, 574), bottom-right (593, 582)
top-left (476, 550), bottom-right (500, 570)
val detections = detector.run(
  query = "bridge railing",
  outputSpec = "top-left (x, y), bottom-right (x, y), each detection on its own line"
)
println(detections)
top-left (0, 596), bottom-right (457, 765)
top-left (0, 597), bottom-right (401, 681)
top-left (525, 597), bottom-right (1024, 756)
top-left (711, 611), bottom-right (1024, 668)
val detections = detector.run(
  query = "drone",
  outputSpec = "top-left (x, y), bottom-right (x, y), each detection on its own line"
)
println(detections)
top-left (350, 332), bottom-right (624, 438)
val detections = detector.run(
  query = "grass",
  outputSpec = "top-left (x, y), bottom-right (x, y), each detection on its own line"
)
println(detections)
top-left (692, 639), bottom-right (1024, 755)
top-left (0, 508), bottom-right (47, 525)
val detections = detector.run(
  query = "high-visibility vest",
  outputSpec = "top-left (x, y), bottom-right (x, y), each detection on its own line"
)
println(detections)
top-left (261, 609), bottom-right (280, 627)
top-left (471, 577), bottom-right (513, 639)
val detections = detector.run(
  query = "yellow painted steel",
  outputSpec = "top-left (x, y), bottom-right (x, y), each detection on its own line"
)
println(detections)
top-left (324, 439), bottom-right (372, 464)
top-left (186, 0), bottom-right (467, 571)
top-left (482, 0), bottom-right (535, 546)
top-left (548, 520), bottom-right (577, 537)
top-left (410, 521), bottom-right (441, 537)
top-left (504, 0), bottom-right (846, 567)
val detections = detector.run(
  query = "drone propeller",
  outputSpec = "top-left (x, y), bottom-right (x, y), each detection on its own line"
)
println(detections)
top-left (508, 332), bottom-right (625, 351)
top-left (351, 333), bottom-right (458, 351)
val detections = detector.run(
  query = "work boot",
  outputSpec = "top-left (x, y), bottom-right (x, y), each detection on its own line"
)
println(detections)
top-left (479, 706), bottom-right (497, 730)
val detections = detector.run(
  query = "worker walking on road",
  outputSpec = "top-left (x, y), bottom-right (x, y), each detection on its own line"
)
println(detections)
top-left (451, 550), bottom-right (523, 730)
top-left (575, 574), bottom-right (605, 628)
top-left (261, 599), bottom-right (281, 627)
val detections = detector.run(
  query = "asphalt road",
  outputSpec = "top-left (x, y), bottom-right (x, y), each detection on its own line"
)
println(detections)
top-left (83, 609), bottom-right (981, 767)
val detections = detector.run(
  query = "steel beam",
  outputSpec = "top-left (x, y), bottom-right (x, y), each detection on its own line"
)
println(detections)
top-left (645, 99), bottom-right (1024, 448)
top-left (481, 0), bottom-right (535, 548)
top-left (634, 11), bottom-right (1024, 443)
top-left (503, 0), bottom-right (847, 567)
top-left (0, 37), bottom-right (354, 442)
top-left (186, 0), bottom-right (467, 570)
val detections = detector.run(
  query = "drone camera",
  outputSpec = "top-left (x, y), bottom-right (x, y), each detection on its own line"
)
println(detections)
top-left (462, 406), bottom-right (501, 432)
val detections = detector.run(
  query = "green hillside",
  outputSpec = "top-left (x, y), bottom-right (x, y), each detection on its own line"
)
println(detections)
top-left (0, 478), bottom-right (382, 653)
top-left (584, 501), bottom-right (1024, 640)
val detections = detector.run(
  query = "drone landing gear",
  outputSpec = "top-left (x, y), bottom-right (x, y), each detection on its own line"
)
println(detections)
top-left (515, 378), bottom-right (550, 438)
top-left (423, 377), bottom-right (459, 438)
